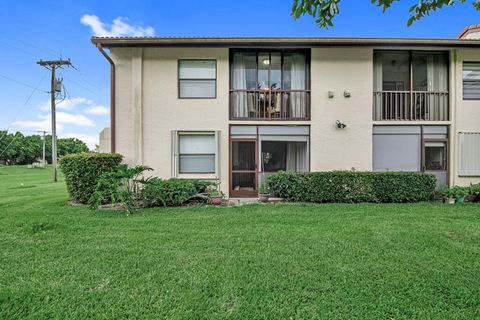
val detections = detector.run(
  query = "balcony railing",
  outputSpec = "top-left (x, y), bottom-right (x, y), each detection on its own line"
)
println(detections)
top-left (230, 89), bottom-right (310, 120)
top-left (373, 91), bottom-right (449, 121)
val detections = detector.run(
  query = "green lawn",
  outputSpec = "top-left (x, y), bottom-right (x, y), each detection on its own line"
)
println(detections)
top-left (1, 165), bottom-right (479, 319)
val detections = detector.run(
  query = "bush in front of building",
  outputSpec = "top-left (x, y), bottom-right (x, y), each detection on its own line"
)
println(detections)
top-left (141, 178), bottom-right (214, 207)
top-left (267, 171), bottom-right (436, 203)
top-left (59, 153), bottom-right (123, 203)
top-left (371, 172), bottom-right (437, 203)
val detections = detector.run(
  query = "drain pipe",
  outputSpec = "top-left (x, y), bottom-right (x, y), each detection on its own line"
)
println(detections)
top-left (96, 44), bottom-right (116, 153)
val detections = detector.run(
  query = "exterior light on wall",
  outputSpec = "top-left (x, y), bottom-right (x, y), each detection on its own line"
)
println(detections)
top-left (336, 120), bottom-right (347, 129)
top-left (344, 90), bottom-right (351, 98)
top-left (328, 91), bottom-right (334, 98)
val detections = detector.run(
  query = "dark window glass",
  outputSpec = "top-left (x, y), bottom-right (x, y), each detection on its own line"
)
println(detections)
top-left (463, 62), bottom-right (480, 100)
top-left (425, 146), bottom-right (446, 170)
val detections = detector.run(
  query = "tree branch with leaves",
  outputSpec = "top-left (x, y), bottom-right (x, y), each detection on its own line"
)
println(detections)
top-left (292, 0), bottom-right (480, 28)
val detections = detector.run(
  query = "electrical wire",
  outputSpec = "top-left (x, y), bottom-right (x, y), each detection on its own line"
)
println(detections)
top-left (0, 40), bottom-right (41, 59)
top-left (0, 134), bottom-right (20, 157)
top-left (60, 75), bottom-right (103, 97)
top-left (0, 73), bottom-right (49, 94)
top-left (0, 72), bottom-right (49, 142)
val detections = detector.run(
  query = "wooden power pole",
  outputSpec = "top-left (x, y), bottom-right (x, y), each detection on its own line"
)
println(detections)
top-left (36, 59), bottom-right (72, 182)
top-left (41, 130), bottom-right (46, 166)
top-left (35, 130), bottom-right (47, 166)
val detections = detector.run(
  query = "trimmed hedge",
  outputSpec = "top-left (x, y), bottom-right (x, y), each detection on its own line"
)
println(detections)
top-left (267, 171), bottom-right (436, 203)
top-left (141, 178), bottom-right (213, 207)
top-left (59, 153), bottom-right (123, 203)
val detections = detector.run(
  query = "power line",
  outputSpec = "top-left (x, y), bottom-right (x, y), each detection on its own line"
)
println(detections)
top-left (0, 73), bottom-right (49, 93)
top-left (2, 35), bottom-right (103, 96)
top-left (73, 67), bottom-right (103, 89)
top-left (0, 40), bottom-right (41, 59)
top-left (60, 74), bottom-right (103, 97)
top-left (0, 134), bottom-right (20, 157)
top-left (0, 72), bottom-right (49, 142)
top-left (17, 38), bottom-right (63, 58)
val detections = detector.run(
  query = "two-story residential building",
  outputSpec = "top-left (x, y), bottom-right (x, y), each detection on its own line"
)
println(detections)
top-left (92, 25), bottom-right (480, 197)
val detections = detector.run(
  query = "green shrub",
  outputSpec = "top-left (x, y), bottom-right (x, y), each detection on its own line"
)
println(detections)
top-left (89, 164), bottom-right (152, 212)
top-left (266, 171), bottom-right (306, 201)
top-left (444, 185), bottom-right (469, 199)
top-left (59, 153), bottom-right (123, 203)
top-left (370, 172), bottom-right (437, 203)
top-left (141, 178), bottom-right (214, 207)
top-left (268, 171), bottom-right (436, 203)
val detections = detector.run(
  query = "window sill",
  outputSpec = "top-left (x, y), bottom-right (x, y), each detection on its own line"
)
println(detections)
top-left (177, 173), bottom-right (218, 180)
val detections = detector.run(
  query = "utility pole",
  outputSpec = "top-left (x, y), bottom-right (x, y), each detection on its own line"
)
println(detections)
top-left (36, 59), bottom-right (72, 182)
top-left (35, 130), bottom-right (47, 166)
top-left (41, 130), bottom-right (46, 166)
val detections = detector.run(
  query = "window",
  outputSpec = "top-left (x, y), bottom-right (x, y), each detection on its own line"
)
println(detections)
top-left (463, 62), bottom-right (480, 100)
top-left (178, 133), bottom-right (216, 174)
top-left (178, 59), bottom-right (216, 98)
top-left (231, 50), bottom-right (308, 91)
top-left (424, 143), bottom-right (446, 171)
top-left (230, 50), bottom-right (309, 120)
top-left (459, 132), bottom-right (480, 176)
top-left (373, 51), bottom-right (449, 121)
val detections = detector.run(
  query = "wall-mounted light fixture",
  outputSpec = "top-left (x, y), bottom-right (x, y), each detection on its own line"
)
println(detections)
top-left (328, 91), bottom-right (334, 98)
top-left (336, 120), bottom-right (347, 129)
top-left (344, 90), bottom-right (351, 98)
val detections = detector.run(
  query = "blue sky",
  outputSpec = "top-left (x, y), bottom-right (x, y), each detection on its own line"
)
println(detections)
top-left (0, 0), bottom-right (478, 148)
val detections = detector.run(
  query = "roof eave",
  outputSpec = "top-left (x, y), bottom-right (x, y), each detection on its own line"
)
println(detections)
top-left (91, 37), bottom-right (480, 48)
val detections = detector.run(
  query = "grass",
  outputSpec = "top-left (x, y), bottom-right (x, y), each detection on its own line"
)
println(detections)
top-left (0, 165), bottom-right (479, 319)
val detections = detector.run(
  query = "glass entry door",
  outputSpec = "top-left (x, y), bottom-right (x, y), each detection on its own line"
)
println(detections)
top-left (423, 140), bottom-right (448, 186)
top-left (230, 140), bottom-right (257, 197)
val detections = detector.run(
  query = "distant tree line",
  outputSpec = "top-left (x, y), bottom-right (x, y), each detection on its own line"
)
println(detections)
top-left (0, 131), bottom-right (89, 165)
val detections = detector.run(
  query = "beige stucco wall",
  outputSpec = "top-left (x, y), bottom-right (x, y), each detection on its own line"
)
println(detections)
top-left (98, 127), bottom-right (111, 153)
top-left (451, 48), bottom-right (480, 186)
top-left (310, 47), bottom-right (373, 171)
top-left (111, 44), bottom-right (480, 195)
top-left (111, 47), bottom-right (230, 194)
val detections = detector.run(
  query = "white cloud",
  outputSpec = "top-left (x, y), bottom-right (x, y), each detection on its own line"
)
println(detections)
top-left (13, 112), bottom-right (94, 132)
top-left (81, 14), bottom-right (155, 37)
top-left (38, 97), bottom-right (108, 117)
top-left (62, 133), bottom-right (98, 150)
top-left (12, 119), bottom-right (52, 131)
top-left (39, 97), bottom-right (90, 111)
top-left (85, 105), bottom-right (109, 115)
top-left (41, 112), bottom-right (94, 127)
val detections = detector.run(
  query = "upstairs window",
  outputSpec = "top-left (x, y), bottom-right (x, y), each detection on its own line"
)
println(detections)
top-left (178, 59), bottom-right (216, 98)
top-left (463, 62), bottom-right (480, 100)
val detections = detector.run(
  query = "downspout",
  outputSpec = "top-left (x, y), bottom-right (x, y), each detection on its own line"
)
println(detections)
top-left (96, 44), bottom-right (116, 153)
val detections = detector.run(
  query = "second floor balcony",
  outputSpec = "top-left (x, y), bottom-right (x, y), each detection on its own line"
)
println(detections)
top-left (230, 50), bottom-right (310, 121)
top-left (373, 50), bottom-right (450, 121)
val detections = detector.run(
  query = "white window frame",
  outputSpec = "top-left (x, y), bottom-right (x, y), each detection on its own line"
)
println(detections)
top-left (463, 62), bottom-right (480, 100)
top-left (171, 131), bottom-right (220, 178)
top-left (178, 59), bottom-right (217, 99)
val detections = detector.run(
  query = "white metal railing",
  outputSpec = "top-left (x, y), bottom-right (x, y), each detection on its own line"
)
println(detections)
top-left (373, 91), bottom-right (449, 121)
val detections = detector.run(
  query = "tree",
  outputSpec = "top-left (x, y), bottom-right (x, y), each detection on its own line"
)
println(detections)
top-left (0, 132), bottom-right (89, 165)
top-left (57, 138), bottom-right (89, 158)
top-left (292, 0), bottom-right (480, 28)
